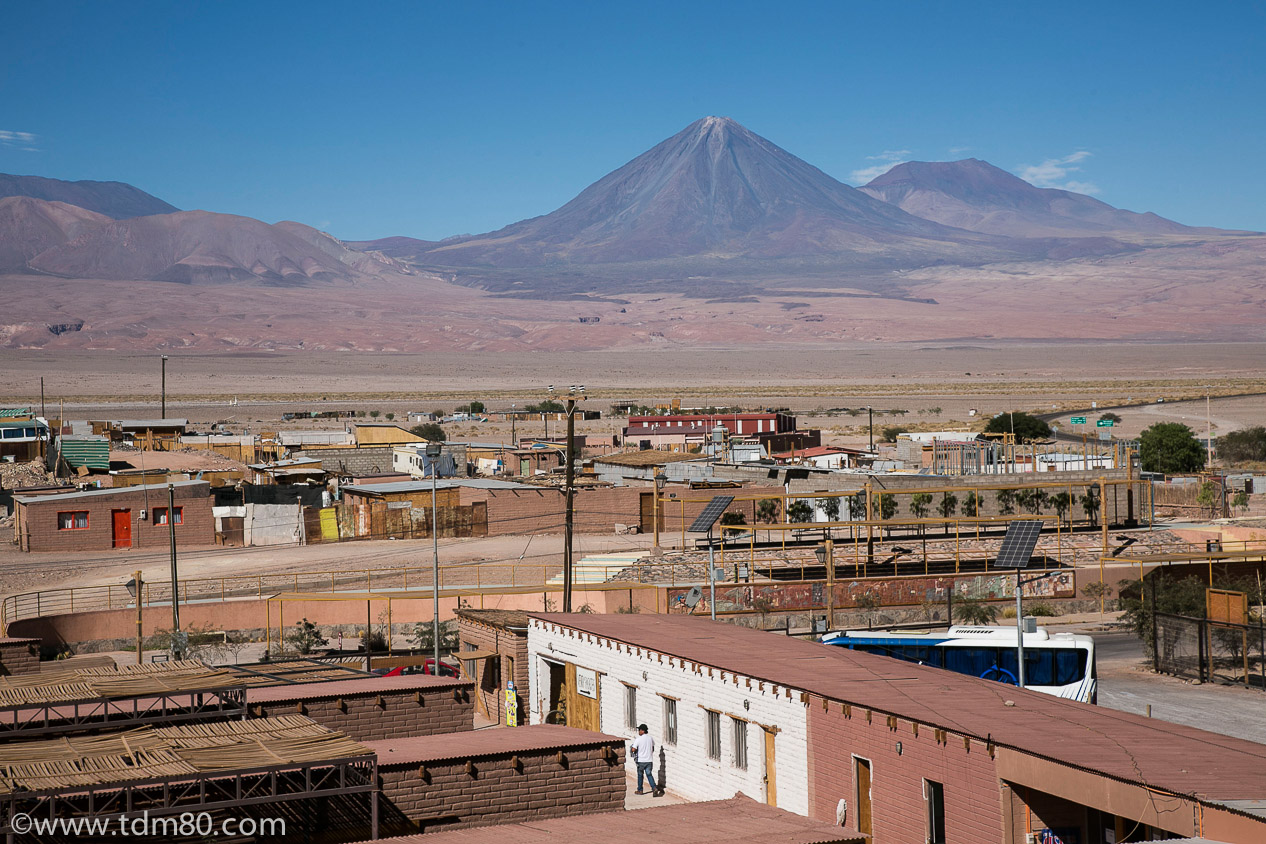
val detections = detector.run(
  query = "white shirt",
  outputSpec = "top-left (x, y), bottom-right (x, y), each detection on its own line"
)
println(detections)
top-left (631, 733), bottom-right (655, 763)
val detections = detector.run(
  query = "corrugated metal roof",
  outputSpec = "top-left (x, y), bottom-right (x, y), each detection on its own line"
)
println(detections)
top-left (58, 435), bottom-right (109, 470)
top-left (101, 419), bottom-right (188, 428)
top-left (364, 724), bottom-right (623, 766)
top-left (374, 796), bottom-right (864, 844)
top-left (246, 674), bottom-right (469, 704)
top-left (595, 451), bottom-right (702, 467)
top-left (529, 613), bottom-right (1266, 806)
top-left (15, 479), bottom-right (208, 504)
top-left (0, 408), bottom-right (32, 419)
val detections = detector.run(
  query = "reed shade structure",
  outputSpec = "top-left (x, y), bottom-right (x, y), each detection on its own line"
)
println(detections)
top-left (0, 660), bottom-right (243, 708)
top-left (0, 716), bottom-right (371, 793)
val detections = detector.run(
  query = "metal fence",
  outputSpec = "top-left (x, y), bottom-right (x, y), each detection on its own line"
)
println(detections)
top-left (1154, 611), bottom-right (1266, 688)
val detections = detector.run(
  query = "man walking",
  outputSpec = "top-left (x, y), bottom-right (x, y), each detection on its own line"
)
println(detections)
top-left (631, 723), bottom-right (661, 796)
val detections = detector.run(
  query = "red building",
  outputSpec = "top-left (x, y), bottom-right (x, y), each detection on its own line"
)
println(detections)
top-left (13, 480), bottom-right (213, 552)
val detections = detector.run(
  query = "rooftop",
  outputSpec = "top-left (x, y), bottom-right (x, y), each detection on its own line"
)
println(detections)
top-left (341, 479), bottom-right (533, 495)
top-left (246, 673), bottom-right (469, 704)
top-left (365, 724), bottom-right (623, 767)
top-left (375, 795), bottom-right (863, 844)
top-left (13, 479), bottom-right (208, 504)
top-left (455, 608), bottom-right (531, 630)
top-left (529, 613), bottom-right (1266, 808)
top-left (594, 451), bottom-right (702, 467)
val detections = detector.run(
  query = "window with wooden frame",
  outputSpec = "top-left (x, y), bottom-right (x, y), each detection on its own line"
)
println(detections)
top-left (705, 709), bottom-right (722, 759)
top-left (154, 507), bottom-right (183, 525)
top-left (731, 717), bottom-right (748, 769)
top-left (624, 683), bottom-right (638, 729)
top-left (661, 696), bottom-right (678, 744)
top-left (57, 511), bottom-right (89, 530)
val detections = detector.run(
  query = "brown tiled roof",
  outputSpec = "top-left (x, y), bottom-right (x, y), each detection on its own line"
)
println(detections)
top-left (455, 608), bottom-right (531, 630)
top-left (373, 795), bottom-right (864, 843)
top-left (529, 613), bottom-right (1266, 806)
top-left (246, 674), bottom-right (469, 704)
top-left (594, 451), bottom-right (700, 467)
top-left (365, 724), bottom-right (623, 767)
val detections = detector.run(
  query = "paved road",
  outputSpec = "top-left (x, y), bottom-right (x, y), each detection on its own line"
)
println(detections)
top-left (1093, 631), bottom-right (1266, 745)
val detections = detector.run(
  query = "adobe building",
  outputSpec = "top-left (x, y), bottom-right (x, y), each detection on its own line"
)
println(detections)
top-left (455, 608), bottom-right (530, 725)
top-left (526, 613), bottom-right (1266, 844)
top-left (13, 480), bottom-right (213, 552)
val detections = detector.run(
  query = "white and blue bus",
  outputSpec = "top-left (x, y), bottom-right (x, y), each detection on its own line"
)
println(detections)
top-left (821, 625), bottom-right (1097, 703)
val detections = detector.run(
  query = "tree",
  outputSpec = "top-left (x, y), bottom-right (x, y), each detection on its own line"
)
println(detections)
top-left (368, 410), bottom-right (380, 418)
top-left (937, 492), bottom-right (958, 520)
top-left (410, 422), bottom-right (447, 442)
top-left (410, 619), bottom-right (459, 653)
top-left (756, 499), bottom-right (781, 523)
top-left (953, 597), bottom-right (998, 625)
top-left (1098, 412), bottom-right (1122, 424)
top-left (1080, 580), bottom-right (1111, 614)
top-left (1218, 427), bottom-right (1266, 464)
top-left (1196, 481), bottom-right (1220, 517)
top-left (467, 400), bottom-right (486, 414)
top-left (820, 496), bottom-right (842, 522)
top-left (1080, 488), bottom-right (1101, 526)
top-left (1232, 490), bottom-right (1250, 515)
top-left (1050, 491), bottom-right (1074, 527)
top-left (848, 491), bottom-right (868, 520)
top-left (873, 493), bottom-right (897, 520)
top-left (996, 489), bottom-right (1017, 516)
top-left (983, 412), bottom-right (1051, 443)
top-left (287, 618), bottom-right (328, 655)
top-left (787, 500), bottom-right (814, 523)
top-left (526, 399), bottom-right (565, 413)
top-left (1118, 576), bottom-right (1207, 657)
top-left (881, 426), bottom-right (907, 443)
top-left (964, 491), bottom-right (982, 518)
top-left (385, 412), bottom-right (395, 421)
top-left (1138, 422), bottom-right (1205, 474)
top-left (909, 492), bottom-right (933, 520)
top-left (720, 511), bottom-right (747, 539)
top-left (1016, 488), bottom-right (1048, 515)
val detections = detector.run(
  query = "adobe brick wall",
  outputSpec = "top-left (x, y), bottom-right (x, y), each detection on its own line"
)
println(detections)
top-left (806, 696), bottom-right (1005, 843)
top-left (246, 679), bottom-right (473, 742)
top-left (456, 616), bottom-right (529, 724)
top-left (375, 741), bottom-right (625, 835)
top-left (0, 638), bottom-right (40, 675)
top-left (459, 485), bottom-right (722, 537)
top-left (16, 483), bottom-right (213, 552)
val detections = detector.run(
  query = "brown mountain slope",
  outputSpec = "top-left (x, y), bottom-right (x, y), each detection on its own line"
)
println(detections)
top-left (0, 173), bottom-right (178, 219)
top-left (27, 211), bottom-right (362, 285)
top-left (0, 196), bottom-right (111, 270)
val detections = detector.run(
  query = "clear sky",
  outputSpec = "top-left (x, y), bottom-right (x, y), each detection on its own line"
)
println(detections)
top-left (3, 1), bottom-right (1263, 240)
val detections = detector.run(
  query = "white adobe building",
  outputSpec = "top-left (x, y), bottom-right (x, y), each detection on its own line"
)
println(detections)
top-left (527, 613), bottom-right (809, 814)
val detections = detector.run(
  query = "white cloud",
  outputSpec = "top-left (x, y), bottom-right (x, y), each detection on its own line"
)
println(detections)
top-left (1018, 151), bottom-right (1099, 194)
top-left (0, 130), bottom-right (40, 152)
top-left (849, 149), bottom-right (911, 184)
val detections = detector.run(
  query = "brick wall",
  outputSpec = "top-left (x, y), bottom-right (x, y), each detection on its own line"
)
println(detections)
top-left (460, 486), bottom-right (725, 537)
top-left (456, 616), bottom-right (529, 724)
top-left (316, 447), bottom-right (397, 475)
top-left (16, 483), bottom-right (214, 552)
top-left (806, 696), bottom-right (1005, 843)
top-left (372, 736), bottom-right (625, 835)
top-left (0, 638), bottom-right (40, 675)
top-left (246, 677), bottom-right (473, 742)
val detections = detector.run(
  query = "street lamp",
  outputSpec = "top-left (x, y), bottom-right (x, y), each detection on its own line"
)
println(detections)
top-left (126, 572), bottom-right (143, 664)
top-left (161, 355), bottom-right (169, 419)
top-left (426, 441), bottom-right (443, 673)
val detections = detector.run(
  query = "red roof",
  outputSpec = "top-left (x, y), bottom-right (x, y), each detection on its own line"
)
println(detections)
top-left (246, 674), bottom-right (470, 704)
top-left (528, 613), bottom-right (1266, 806)
top-left (365, 724), bottom-right (624, 767)
top-left (374, 795), bottom-right (863, 843)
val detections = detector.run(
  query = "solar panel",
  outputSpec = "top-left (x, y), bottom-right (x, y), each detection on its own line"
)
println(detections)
top-left (994, 520), bottom-right (1043, 569)
top-left (689, 495), bottom-right (736, 533)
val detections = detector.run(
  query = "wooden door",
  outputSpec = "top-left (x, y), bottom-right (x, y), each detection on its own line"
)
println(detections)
top-left (111, 509), bottom-right (132, 548)
top-left (763, 727), bottom-right (778, 806)
top-left (222, 517), bottom-right (245, 546)
top-left (563, 662), bottom-right (601, 732)
top-left (640, 493), bottom-right (656, 534)
top-left (855, 757), bottom-right (873, 837)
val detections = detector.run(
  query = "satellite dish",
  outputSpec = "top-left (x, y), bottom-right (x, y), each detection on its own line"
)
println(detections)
top-left (684, 586), bottom-right (703, 608)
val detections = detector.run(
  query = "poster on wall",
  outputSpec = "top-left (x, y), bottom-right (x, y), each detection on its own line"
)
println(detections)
top-left (576, 667), bottom-right (598, 699)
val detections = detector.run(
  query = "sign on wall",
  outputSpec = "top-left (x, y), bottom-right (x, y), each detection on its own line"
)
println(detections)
top-left (505, 681), bottom-right (519, 726)
top-left (575, 667), bottom-right (598, 699)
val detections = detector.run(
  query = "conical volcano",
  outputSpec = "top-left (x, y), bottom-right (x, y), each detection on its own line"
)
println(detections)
top-left (395, 117), bottom-right (1005, 269)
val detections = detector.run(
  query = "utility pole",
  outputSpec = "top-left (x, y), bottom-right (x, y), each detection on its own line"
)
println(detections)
top-left (40, 377), bottom-right (45, 419)
top-left (426, 442), bottom-right (442, 672)
top-left (1206, 385), bottom-right (1213, 468)
top-left (133, 570), bottom-right (143, 665)
top-left (867, 406), bottom-right (874, 453)
top-left (161, 355), bottom-right (169, 419)
top-left (167, 484), bottom-right (182, 659)
top-left (510, 404), bottom-right (517, 447)
top-left (562, 386), bottom-right (585, 612)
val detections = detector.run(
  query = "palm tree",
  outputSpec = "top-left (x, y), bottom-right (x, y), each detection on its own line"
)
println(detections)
top-left (953, 597), bottom-right (998, 625)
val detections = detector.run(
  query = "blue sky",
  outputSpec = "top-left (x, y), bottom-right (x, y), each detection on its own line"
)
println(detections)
top-left (3, 1), bottom-right (1263, 240)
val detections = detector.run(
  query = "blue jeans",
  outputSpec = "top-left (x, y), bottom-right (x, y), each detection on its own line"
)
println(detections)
top-left (636, 760), bottom-right (657, 792)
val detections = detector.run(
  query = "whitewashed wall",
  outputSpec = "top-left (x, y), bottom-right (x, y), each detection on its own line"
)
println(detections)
top-left (527, 619), bottom-right (810, 815)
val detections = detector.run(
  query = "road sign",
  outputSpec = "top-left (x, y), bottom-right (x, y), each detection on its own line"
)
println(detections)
top-left (1098, 430), bottom-right (1111, 440)
top-left (1096, 419), bottom-right (1114, 427)
top-left (1070, 417), bottom-right (1087, 425)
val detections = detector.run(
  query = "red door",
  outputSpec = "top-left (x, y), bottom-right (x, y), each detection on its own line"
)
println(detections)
top-left (112, 509), bottom-right (132, 548)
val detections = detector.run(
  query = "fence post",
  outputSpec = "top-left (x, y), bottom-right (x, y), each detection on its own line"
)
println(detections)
top-left (1150, 575), bottom-right (1159, 673)
top-left (1198, 618), bottom-right (1207, 683)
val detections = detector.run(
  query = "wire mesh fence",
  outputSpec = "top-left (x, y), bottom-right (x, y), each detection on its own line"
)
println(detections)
top-left (1154, 612), bottom-right (1266, 688)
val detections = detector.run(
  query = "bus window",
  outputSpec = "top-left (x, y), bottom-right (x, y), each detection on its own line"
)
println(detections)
top-left (1054, 649), bottom-right (1088, 685)
top-left (944, 647), bottom-right (995, 677)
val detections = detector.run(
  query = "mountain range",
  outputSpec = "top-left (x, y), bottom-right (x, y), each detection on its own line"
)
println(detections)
top-left (2, 117), bottom-right (1263, 350)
